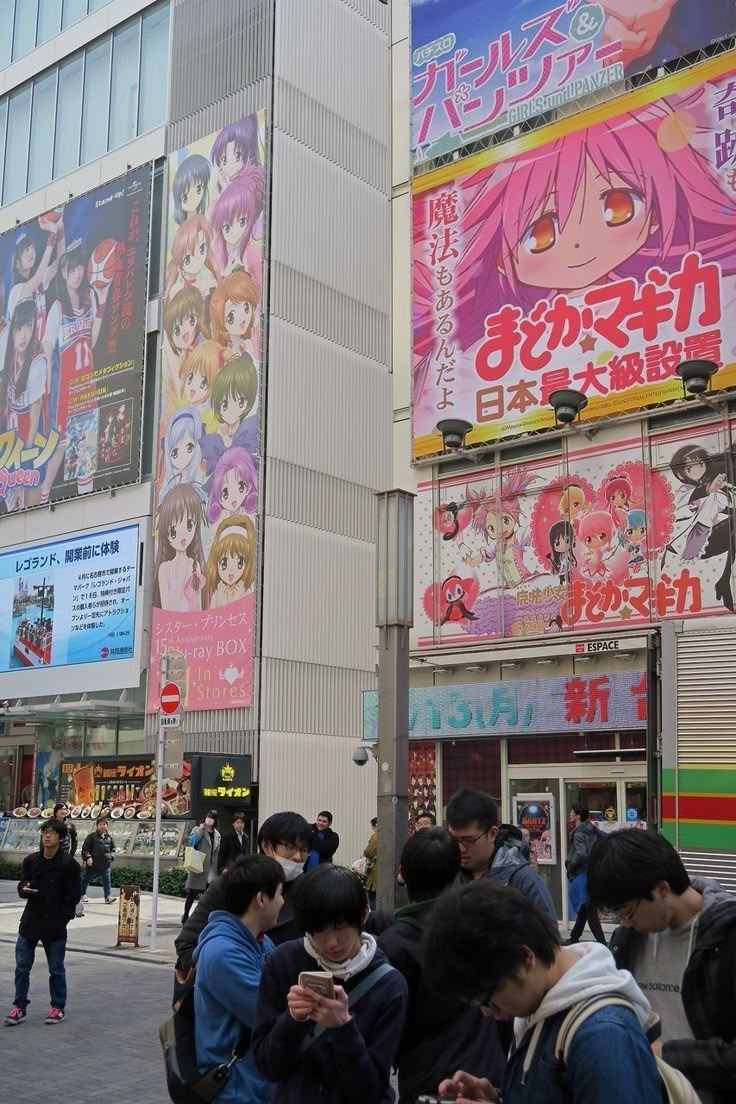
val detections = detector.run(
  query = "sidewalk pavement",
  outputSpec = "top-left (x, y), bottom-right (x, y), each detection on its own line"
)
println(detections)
top-left (0, 878), bottom-right (183, 964)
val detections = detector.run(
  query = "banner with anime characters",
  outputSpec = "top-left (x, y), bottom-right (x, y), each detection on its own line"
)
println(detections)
top-left (417, 419), bottom-right (736, 644)
top-left (0, 166), bottom-right (151, 508)
top-left (412, 0), bottom-right (736, 165)
top-left (412, 53), bottom-right (736, 458)
top-left (147, 112), bottom-right (266, 713)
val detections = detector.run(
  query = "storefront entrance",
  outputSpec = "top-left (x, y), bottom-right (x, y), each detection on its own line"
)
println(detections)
top-left (508, 765), bottom-right (647, 925)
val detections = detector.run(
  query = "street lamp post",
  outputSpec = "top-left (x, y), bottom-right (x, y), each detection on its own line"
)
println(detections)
top-left (374, 489), bottom-right (414, 911)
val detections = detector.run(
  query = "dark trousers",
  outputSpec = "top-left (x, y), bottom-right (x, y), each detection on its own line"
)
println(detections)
top-left (182, 889), bottom-right (201, 922)
top-left (569, 902), bottom-right (607, 945)
top-left (81, 865), bottom-right (112, 898)
top-left (14, 934), bottom-right (67, 1010)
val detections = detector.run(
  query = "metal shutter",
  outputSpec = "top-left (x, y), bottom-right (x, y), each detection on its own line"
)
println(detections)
top-left (676, 630), bottom-right (736, 763)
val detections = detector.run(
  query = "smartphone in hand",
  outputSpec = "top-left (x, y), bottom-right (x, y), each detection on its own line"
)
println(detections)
top-left (298, 971), bottom-right (336, 999)
top-left (23, 883), bottom-right (38, 894)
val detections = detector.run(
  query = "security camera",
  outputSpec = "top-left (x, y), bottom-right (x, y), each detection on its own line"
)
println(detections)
top-left (436, 418), bottom-right (473, 451)
top-left (676, 359), bottom-right (718, 396)
top-left (353, 745), bottom-right (369, 766)
top-left (548, 388), bottom-right (587, 426)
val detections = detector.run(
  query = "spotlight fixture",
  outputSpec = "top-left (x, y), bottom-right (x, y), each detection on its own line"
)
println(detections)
top-left (548, 388), bottom-right (588, 426)
top-left (675, 359), bottom-right (718, 397)
top-left (436, 418), bottom-right (473, 451)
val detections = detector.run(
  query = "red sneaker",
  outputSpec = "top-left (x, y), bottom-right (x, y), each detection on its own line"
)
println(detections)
top-left (4, 1006), bottom-right (26, 1026)
top-left (44, 1007), bottom-right (65, 1024)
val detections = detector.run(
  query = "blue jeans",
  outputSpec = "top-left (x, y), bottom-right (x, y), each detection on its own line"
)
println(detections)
top-left (14, 934), bottom-right (67, 1010)
top-left (81, 865), bottom-right (112, 897)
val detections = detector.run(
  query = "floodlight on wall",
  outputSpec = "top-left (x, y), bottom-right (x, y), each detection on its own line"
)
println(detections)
top-left (548, 388), bottom-right (588, 426)
top-left (436, 419), bottom-right (473, 452)
top-left (675, 359), bottom-right (718, 396)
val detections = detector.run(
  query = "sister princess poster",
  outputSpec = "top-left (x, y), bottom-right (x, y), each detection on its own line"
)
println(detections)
top-left (147, 111), bottom-right (266, 712)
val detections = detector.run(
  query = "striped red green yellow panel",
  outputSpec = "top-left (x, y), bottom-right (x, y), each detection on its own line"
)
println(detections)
top-left (662, 767), bottom-right (736, 849)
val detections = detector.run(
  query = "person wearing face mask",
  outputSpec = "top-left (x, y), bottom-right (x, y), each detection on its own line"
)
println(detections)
top-left (174, 812), bottom-right (312, 1008)
top-left (182, 810), bottom-right (221, 924)
top-left (252, 864), bottom-right (408, 1104)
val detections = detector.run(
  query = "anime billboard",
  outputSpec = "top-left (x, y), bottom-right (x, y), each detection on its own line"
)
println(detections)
top-left (412, 54), bottom-right (736, 458)
top-left (147, 112), bottom-right (266, 713)
top-left (417, 420), bottom-right (736, 645)
top-left (0, 166), bottom-right (152, 507)
top-left (411, 0), bottom-right (736, 164)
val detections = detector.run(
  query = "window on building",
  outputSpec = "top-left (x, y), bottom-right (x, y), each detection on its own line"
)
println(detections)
top-left (53, 52), bottom-right (83, 178)
top-left (0, 0), bottom-right (14, 69)
top-left (0, 99), bottom-right (7, 202)
top-left (28, 68), bottom-right (58, 193)
top-left (80, 34), bottom-right (111, 164)
top-left (38, 0), bottom-right (63, 45)
top-left (109, 19), bottom-right (140, 150)
top-left (138, 2), bottom-right (169, 134)
top-left (3, 84), bottom-right (32, 203)
top-left (12, 0), bottom-right (39, 62)
top-left (1, 2), bottom-right (169, 199)
top-left (62, 0), bottom-right (88, 30)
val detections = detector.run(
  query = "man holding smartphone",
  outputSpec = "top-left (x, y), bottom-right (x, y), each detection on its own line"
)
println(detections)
top-left (4, 817), bottom-right (81, 1026)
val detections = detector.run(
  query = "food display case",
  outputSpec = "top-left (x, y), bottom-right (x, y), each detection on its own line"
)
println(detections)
top-left (0, 814), bottom-right (195, 864)
top-left (1, 818), bottom-right (42, 854)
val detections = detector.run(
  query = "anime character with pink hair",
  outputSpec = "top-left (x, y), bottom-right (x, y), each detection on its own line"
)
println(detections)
top-left (578, 511), bottom-right (616, 578)
top-left (210, 165), bottom-right (264, 278)
top-left (414, 85), bottom-right (736, 375)
top-left (463, 469), bottom-right (537, 588)
top-left (206, 446), bottom-right (258, 525)
top-left (603, 472), bottom-right (634, 541)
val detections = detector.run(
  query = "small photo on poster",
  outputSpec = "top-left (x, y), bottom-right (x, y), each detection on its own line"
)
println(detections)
top-left (97, 398), bottom-right (133, 471)
top-left (64, 409), bottom-right (99, 483)
top-left (11, 574), bottom-right (55, 669)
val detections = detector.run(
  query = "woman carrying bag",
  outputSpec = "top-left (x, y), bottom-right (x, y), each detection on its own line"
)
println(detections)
top-left (182, 809), bottom-right (221, 924)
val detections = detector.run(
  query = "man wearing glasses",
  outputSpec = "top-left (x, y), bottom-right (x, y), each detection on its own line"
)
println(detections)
top-left (446, 790), bottom-right (556, 919)
top-left (174, 812), bottom-right (312, 1008)
top-left (587, 828), bottom-right (736, 1104)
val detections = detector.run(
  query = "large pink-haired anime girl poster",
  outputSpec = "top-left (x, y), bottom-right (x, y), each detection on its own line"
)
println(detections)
top-left (417, 421), bottom-right (736, 645)
top-left (412, 53), bottom-right (736, 459)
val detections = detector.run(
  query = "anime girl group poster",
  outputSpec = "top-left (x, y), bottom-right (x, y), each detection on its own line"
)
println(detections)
top-left (0, 166), bottom-right (151, 510)
top-left (417, 421), bottom-right (736, 645)
top-left (412, 53), bottom-right (736, 458)
top-left (147, 111), bottom-right (266, 713)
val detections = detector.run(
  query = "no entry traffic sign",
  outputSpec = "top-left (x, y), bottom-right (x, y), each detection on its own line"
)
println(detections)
top-left (160, 682), bottom-right (181, 714)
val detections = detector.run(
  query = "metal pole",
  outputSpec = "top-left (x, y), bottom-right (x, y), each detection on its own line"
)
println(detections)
top-left (149, 717), bottom-right (165, 952)
top-left (375, 623), bottom-right (410, 911)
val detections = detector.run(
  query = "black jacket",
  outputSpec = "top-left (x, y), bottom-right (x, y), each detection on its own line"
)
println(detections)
top-left (253, 938), bottom-right (407, 1104)
top-left (217, 829), bottom-right (249, 873)
top-left (565, 819), bottom-right (599, 876)
top-left (18, 849), bottom-right (81, 941)
top-left (59, 817), bottom-right (78, 858)
top-left (379, 899), bottom-right (505, 1103)
top-left (611, 876), bottom-right (736, 1104)
top-left (309, 825), bottom-right (339, 863)
top-left (175, 872), bottom-right (302, 974)
top-left (81, 829), bottom-right (115, 870)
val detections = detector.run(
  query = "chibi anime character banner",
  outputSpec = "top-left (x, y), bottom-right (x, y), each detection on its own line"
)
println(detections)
top-left (0, 167), bottom-right (152, 508)
top-left (412, 53), bottom-right (736, 458)
top-left (147, 112), bottom-right (266, 714)
top-left (411, 0), bottom-right (736, 164)
top-left (417, 420), bottom-right (736, 644)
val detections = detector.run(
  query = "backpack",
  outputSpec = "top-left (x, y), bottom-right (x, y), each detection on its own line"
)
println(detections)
top-left (159, 984), bottom-right (251, 1104)
top-left (554, 995), bottom-right (700, 1104)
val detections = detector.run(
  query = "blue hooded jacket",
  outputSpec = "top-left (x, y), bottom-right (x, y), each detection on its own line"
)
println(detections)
top-left (193, 910), bottom-right (275, 1104)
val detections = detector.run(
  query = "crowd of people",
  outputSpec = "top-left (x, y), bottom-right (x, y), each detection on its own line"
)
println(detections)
top-left (4, 792), bottom-right (735, 1104)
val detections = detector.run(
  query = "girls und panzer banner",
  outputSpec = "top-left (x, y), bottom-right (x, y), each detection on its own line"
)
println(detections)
top-left (147, 112), bottom-right (266, 713)
top-left (412, 53), bottom-right (736, 458)
top-left (417, 420), bottom-right (736, 645)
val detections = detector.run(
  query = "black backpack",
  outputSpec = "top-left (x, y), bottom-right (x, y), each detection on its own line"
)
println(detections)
top-left (159, 985), bottom-right (251, 1104)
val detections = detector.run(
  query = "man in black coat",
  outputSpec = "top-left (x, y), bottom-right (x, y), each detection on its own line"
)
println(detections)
top-left (217, 810), bottom-right (249, 873)
top-left (4, 818), bottom-right (81, 1026)
top-left (378, 827), bottom-right (505, 1104)
top-left (52, 803), bottom-right (78, 857)
top-left (303, 810), bottom-right (340, 872)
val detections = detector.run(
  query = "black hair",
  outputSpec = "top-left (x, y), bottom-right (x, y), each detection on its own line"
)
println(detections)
top-left (424, 881), bottom-right (560, 1003)
top-left (670, 444), bottom-right (719, 489)
top-left (221, 854), bottom-right (283, 915)
top-left (317, 810), bottom-right (333, 824)
top-left (547, 520), bottom-right (576, 572)
top-left (12, 233), bottom-right (38, 283)
top-left (96, 817), bottom-right (108, 826)
top-left (400, 827), bottom-right (460, 902)
top-left (587, 829), bottom-right (690, 910)
top-left (293, 865), bottom-right (367, 934)
top-left (231, 811), bottom-right (246, 823)
top-left (59, 240), bottom-right (90, 314)
top-left (205, 810), bottom-right (219, 828)
top-left (446, 789), bottom-right (499, 831)
top-left (40, 817), bottom-right (68, 840)
top-left (3, 297), bottom-right (41, 406)
top-left (257, 811), bottom-right (311, 851)
top-left (572, 805), bottom-right (589, 821)
top-left (53, 802), bottom-right (68, 816)
top-left (415, 810), bottom-right (437, 826)
top-left (370, 817), bottom-right (377, 828)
